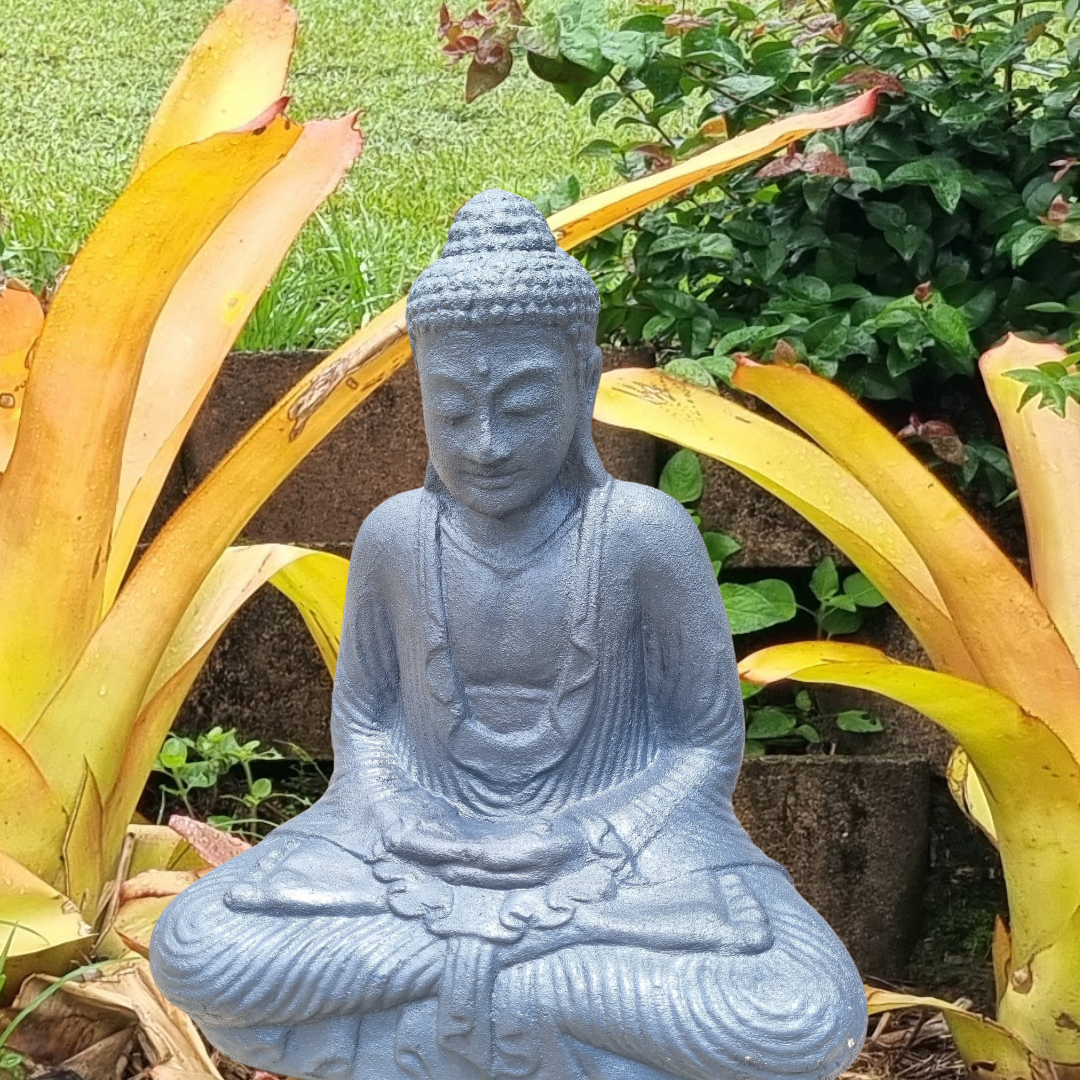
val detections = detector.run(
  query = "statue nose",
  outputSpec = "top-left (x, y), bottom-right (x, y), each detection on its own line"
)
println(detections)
top-left (465, 410), bottom-right (512, 468)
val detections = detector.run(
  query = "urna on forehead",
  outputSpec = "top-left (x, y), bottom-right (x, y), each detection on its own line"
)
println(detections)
top-left (405, 188), bottom-right (600, 348)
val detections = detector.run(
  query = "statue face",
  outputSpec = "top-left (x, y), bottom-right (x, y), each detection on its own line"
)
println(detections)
top-left (415, 322), bottom-right (580, 517)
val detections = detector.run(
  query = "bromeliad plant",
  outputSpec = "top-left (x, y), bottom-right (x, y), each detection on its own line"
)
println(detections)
top-left (594, 337), bottom-right (1080, 1076)
top-left (0, 0), bottom-right (883, 984)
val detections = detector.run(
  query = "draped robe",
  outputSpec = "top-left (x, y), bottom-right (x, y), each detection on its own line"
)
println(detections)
top-left (150, 476), bottom-right (867, 1080)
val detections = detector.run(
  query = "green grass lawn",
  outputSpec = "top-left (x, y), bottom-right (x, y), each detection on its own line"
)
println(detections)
top-left (0, 0), bottom-right (624, 349)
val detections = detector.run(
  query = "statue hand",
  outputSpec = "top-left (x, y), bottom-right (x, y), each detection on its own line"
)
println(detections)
top-left (383, 814), bottom-right (590, 889)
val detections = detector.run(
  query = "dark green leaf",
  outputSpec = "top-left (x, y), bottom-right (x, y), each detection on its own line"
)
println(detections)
top-left (721, 580), bottom-right (798, 634)
top-left (659, 448), bottom-right (704, 503)
top-left (835, 710), bottom-right (884, 733)
top-left (746, 707), bottom-right (797, 740)
top-left (526, 51), bottom-right (608, 104)
top-left (810, 557), bottom-right (839, 601)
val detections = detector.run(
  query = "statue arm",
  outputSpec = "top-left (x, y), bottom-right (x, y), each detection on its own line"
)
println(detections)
top-left (572, 490), bottom-right (746, 856)
top-left (275, 498), bottom-right (467, 857)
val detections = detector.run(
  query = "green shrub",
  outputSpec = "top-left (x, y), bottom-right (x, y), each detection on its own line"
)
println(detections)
top-left (447, 0), bottom-right (1080, 403)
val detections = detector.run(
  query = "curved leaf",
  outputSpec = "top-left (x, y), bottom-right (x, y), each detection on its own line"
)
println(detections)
top-left (0, 115), bottom-right (303, 740)
top-left (865, 988), bottom-right (1033, 1079)
top-left (946, 744), bottom-right (996, 846)
top-left (738, 642), bottom-right (1080, 970)
top-left (981, 336), bottom-right (1080, 666)
top-left (0, 850), bottom-right (90, 963)
top-left (132, 0), bottom-right (297, 179)
top-left (62, 764), bottom-right (105, 920)
top-left (94, 546), bottom-right (347, 855)
top-left (106, 114), bottom-right (364, 608)
top-left (548, 90), bottom-right (882, 250)
top-left (731, 358), bottom-right (1080, 742)
top-left (0, 726), bottom-right (68, 889)
top-left (0, 279), bottom-right (44, 472)
top-left (595, 368), bottom-right (978, 678)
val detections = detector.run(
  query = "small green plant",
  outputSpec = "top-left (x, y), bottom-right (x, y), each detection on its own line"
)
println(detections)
top-left (806, 555), bottom-right (886, 637)
top-left (153, 726), bottom-right (283, 823)
top-left (743, 687), bottom-right (882, 755)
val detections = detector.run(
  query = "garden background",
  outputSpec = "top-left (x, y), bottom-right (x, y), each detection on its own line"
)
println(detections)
top-left (2, 1), bottom-right (1080, 1078)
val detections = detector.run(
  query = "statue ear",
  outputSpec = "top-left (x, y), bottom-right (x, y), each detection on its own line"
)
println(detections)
top-left (580, 345), bottom-right (603, 405)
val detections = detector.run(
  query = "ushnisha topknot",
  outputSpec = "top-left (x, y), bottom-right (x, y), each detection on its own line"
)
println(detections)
top-left (406, 188), bottom-right (600, 354)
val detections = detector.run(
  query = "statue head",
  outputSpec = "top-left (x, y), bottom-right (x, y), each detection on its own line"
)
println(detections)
top-left (406, 189), bottom-right (607, 518)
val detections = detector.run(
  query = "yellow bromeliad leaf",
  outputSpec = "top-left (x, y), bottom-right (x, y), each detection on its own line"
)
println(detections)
top-left (0, 114), bottom-right (302, 740)
top-left (269, 548), bottom-right (349, 674)
top-left (739, 640), bottom-right (1080, 1047)
top-left (595, 368), bottom-right (978, 679)
top-left (61, 764), bottom-right (105, 922)
top-left (0, 849), bottom-right (91, 964)
top-left (113, 895), bottom-right (173, 959)
top-left (0, 725), bottom-right (68, 889)
top-left (126, 824), bottom-right (210, 878)
top-left (865, 988), bottom-right (1034, 1078)
top-left (731, 359), bottom-right (1080, 744)
top-left (105, 114), bottom-right (364, 610)
top-left (946, 745), bottom-right (996, 845)
top-left (0, 278), bottom-right (44, 472)
top-left (981, 336), bottom-right (1080, 667)
top-left (547, 90), bottom-right (882, 250)
top-left (55, 545), bottom-right (345, 859)
top-left (132, 0), bottom-right (297, 180)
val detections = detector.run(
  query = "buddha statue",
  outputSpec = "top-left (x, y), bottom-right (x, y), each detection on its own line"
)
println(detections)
top-left (150, 189), bottom-right (867, 1080)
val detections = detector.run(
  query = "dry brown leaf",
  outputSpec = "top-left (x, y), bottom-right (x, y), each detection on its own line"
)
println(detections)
top-left (16, 960), bottom-right (221, 1077)
top-left (119, 869), bottom-right (200, 904)
top-left (113, 896), bottom-right (177, 958)
top-left (167, 816), bottom-right (250, 867)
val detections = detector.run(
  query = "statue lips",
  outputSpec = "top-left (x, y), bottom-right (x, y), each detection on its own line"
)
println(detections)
top-left (460, 467), bottom-right (521, 491)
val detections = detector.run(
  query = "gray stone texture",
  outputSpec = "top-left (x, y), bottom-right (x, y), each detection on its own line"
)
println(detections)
top-left (733, 755), bottom-right (930, 980)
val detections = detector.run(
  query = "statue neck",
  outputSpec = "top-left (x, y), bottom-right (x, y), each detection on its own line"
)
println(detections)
top-left (443, 482), bottom-right (577, 565)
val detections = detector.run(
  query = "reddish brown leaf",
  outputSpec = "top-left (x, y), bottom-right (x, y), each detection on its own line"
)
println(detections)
top-left (756, 152), bottom-right (805, 179)
top-left (803, 149), bottom-right (849, 178)
top-left (1042, 195), bottom-right (1072, 226)
top-left (437, 3), bottom-right (454, 38)
top-left (1052, 157), bottom-right (1079, 183)
top-left (756, 146), bottom-right (849, 180)
top-left (951, 23), bottom-right (971, 40)
top-left (913, 281), bottom-right (933, 303)
top-left (824, 21), bottom-right (848, 43)
top-left (664, 12), bottom-right (712, 34)
top-left (475, 32), bottom-right (507, 64)
top-left (167, 814), bottom-right (250, 866)
top-left (465, 46), bottom-right (513, 101)
top-left (898, 415), bottom-right (967, 466)
top-left (443, 34), bottom-right (479, 61)
top-left (772, 339), bottom-right (800, 366)
top-left (838, 67), bottom-right (904, 96)
top-left (461, 7), bottom-right (494, 29)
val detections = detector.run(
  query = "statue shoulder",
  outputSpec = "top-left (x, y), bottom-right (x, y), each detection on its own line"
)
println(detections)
top-left (350, 487), bottom-right (425, 569)
top-left (604, 480), bottom-right (707, 571)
